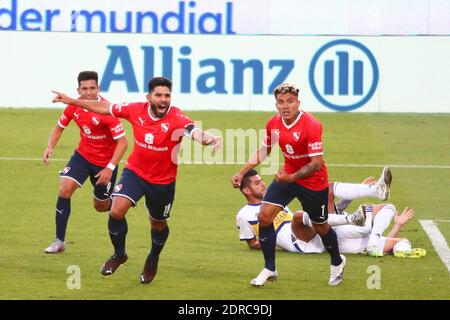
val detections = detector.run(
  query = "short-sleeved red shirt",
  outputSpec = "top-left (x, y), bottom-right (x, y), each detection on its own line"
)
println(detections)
top-left (58, 97), bottom-right (125, 167)
top-left (263, 111), bottom-right (328, 190)
top-left (110, 102), bottom-right (194, 184)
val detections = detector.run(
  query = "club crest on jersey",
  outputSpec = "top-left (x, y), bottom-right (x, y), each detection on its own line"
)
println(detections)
top-left (62, 166), bottom-right (71, 174)
top-left (161, 122), bottom-right (170, 132)
top-left (92, 117), bottom-right (100, 125)
top-left (114, 184), bottom-right (122, 192)
top-left (293, 132), bottom-right (301, 141)
top-left (82, 126), bottom-right (91, 135)
top-left (145, 133), bottom-right (154, 144)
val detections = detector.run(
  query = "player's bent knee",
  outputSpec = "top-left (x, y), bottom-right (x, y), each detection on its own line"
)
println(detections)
top-left (293, 211), bottom-right (304, 225)
top-left (151, 220), bottom-right (167, 232)
top-left (383, 203), bottom-right (396, 212)
top-left (110, 210), bottom-right (127, 220)
top-left (94, 200), bottom-right (109, 212)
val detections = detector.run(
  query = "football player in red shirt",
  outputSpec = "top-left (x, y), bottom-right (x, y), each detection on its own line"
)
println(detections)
top-left (43, 71), bottom-right (128, 254)
top-left (231, 83), bottom-right (346, 286)
top-left (52, 77), bottom-right (221, 284)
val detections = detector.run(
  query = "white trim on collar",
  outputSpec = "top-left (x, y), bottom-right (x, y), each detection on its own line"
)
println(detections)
top-left (147, 104), bottom-right (172, 121)
top-left (282, 111), bottom-right (303, 129)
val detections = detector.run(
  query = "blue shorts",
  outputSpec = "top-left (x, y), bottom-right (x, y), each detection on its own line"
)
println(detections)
top-left (263, 180), bottom-right (329, 224)
top-left (112, 168), bottom-right (175, 221)
top-left (60, 150), bottom-right (118, 201)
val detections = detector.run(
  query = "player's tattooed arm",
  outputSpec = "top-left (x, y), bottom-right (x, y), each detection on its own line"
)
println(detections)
top-left (275, 155), bottom-right (323, 183)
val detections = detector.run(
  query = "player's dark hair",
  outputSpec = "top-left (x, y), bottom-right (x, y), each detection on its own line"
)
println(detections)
top-left (239, 169), bottom-right (258, 193)
top-left (273, 83), bottom-right (299, 97)
top-left (148, 77), bottom-right (172, 93)
top-left (77, 71), bottom-right (98, 86)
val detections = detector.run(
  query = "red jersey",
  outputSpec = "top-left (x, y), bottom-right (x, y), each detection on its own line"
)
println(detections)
top-left (58, 98), bottom-right (125, 167)
top-left (110, 102), bottom-right (194, 184)
top-left (263, 111), bottom-right (328, 191)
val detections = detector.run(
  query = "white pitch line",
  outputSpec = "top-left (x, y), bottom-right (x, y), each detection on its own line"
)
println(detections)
top-left (0, 157), bottom-right (449, 169)
top-left (419, 219), bottom-right (450, 274)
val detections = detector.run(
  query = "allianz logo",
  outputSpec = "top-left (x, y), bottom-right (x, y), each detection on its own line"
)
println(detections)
top-left (100, 45), bottom-right (294, 95)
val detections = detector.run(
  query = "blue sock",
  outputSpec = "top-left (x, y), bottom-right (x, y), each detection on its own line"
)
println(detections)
top-left (259, 224), bottom-right (276, 271)
top-left (320, 227), bottom-right (342, 266)
top-left (147, 227), bottom-right (169, 263)
top-left (108, 215), bottom-right (128, 257)
top-left (55, 196), bottom-right (71, 241)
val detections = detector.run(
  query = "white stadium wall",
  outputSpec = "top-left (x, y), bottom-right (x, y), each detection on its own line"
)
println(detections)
top-left (0, 31), bottom-right (449, 112)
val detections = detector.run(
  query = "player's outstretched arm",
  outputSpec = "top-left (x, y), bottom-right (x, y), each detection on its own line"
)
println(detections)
top-left (43, 125), bottom-right (64, 165)
top-left (52, 90), bottom-right (110, 114)
top-left (231, 145), bottom-right (271, 188)
top-left (191, 129), bottom-right (222, 151)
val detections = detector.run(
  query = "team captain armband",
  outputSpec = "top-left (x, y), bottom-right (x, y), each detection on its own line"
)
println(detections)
top-left (185, 124), bottom-right (199, 138)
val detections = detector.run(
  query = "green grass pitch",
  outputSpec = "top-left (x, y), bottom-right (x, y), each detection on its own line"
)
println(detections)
top-left (0, 109), bottom-right (449, 300)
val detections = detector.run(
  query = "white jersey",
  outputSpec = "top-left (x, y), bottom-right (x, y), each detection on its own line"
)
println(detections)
top-left (236, 204), bottom-right (324, 253)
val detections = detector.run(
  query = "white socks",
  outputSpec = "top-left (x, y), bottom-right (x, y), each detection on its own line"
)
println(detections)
top-left (372, 204), bottom-right (396, 236)
top-left (302, 211), bottom-right (349, 227)
top-left (368, 204), bottom-right (396, 247)
top-left (334, 182), bottom-right (378, 200)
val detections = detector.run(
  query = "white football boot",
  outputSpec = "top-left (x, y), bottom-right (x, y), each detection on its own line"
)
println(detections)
top-left (250, 268), bottom-right (278, 287)
top-left (44, 238), bottom-right (65, 253)
top-left (376, 167), bottom-right (392, 201)
top-left (329, 254), bottom-right (346, 286)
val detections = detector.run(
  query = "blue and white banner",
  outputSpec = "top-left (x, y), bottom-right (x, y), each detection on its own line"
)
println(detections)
top-left (1, 0), bottom-right (450, 35)
top-left (0, 31), bottom-right (449, 112)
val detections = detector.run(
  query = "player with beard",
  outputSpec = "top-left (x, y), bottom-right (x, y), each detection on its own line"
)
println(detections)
top-left (52, 77), bottom-right (221, 284)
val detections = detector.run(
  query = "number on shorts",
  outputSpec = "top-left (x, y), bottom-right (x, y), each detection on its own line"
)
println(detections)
top-left (163, 203), bottom-right (172, 217)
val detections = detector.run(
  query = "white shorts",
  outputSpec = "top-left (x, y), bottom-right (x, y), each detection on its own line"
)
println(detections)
top-left (276, 223), bottom-right (325, 253)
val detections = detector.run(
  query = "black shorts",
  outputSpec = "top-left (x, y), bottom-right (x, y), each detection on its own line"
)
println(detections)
top-left (60, 150), bottom-right (118, 200)
top-left (111, 168), bottom-right (175, 221)
top-left (263, 180), bottom-right (329, 224)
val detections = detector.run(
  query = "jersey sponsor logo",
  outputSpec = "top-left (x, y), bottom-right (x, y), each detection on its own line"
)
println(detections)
top-left (309, 142), bottom-right (322, 151)
top-left (82, 126), bottom-right (92, 135)
top-left (62, 166), bottom-right (71, 174)
top-left (114, 184), bottom-right (122, 192)
top-left (144, 133), bottom-right (154, 145)
top-left (92, 117), bottom-right (100, 125)
top-left (138, 117), bottom-right (145, 125)
top-left (285, 144), bottom-right (294, 155)
top-left (73, 112), bottom-right (80, 119)
top-left (293, 132), bottom-right (301, 141)
top-left (161, 122), bottom-right (170, 132)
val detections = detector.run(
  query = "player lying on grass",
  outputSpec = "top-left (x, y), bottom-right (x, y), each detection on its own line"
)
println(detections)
top-left (236, 169), bottom-right (425, 260)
